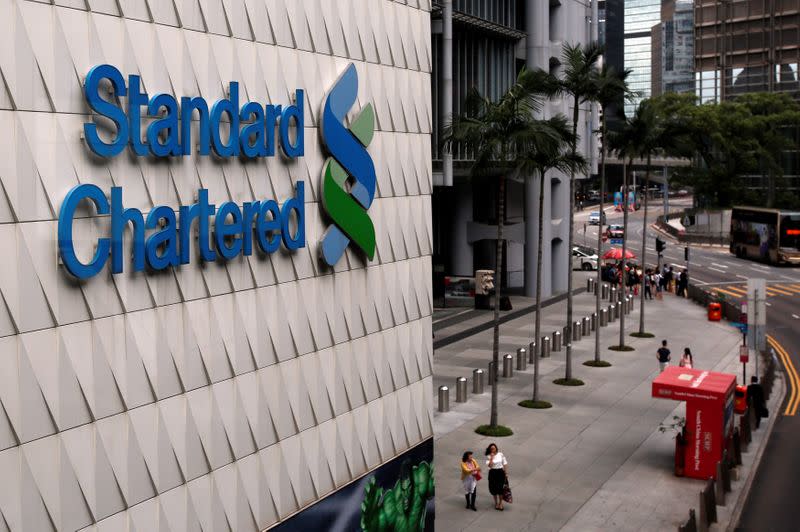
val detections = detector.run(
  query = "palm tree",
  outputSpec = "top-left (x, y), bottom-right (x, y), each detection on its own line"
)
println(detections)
top-left (625, 100), bottom-right (664, 337)
top-left (590, 65), bottom-right (634, 363)
top-left (559, 42), bottom-right (602, 381)
top-left (518, 115), bottom-right (586, 405)
top-left (609, 107), bottom-right (649, 350)
top-left (443, 68), bottom-right (553, 432)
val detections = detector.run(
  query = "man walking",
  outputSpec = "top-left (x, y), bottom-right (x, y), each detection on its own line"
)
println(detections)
top-left (657, 340), bottom-right (671, 373)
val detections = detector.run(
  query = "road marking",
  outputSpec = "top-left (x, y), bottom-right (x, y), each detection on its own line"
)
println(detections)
top-left (710, 262), bottom-right (728, 269)
top-left (710, 287), bottom-right (746, 299)
top-left (793, 314), bottom-right (800, 320)
top-left (777, 285), bottom-right (800, 294)
top-left (768, 286), bottom-right (795, 296)
top-left (724, 286), bottom-right (747, 295)
top-left (708, 267), bottom-right (727, 273)
top-left (766, 301), bottom-right (772, 307)
top-left (768, 335), bottom-right (799, 416)
top-left (736, 274), bottom-right (749, 280)
top-left (781, 275), bottom-right (798, 281)
top-left (750, 264), bottom-right (770, 271)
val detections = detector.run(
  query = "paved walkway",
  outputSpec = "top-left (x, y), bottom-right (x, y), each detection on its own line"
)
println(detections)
top-left (433, 286), bottom-right (783, 531)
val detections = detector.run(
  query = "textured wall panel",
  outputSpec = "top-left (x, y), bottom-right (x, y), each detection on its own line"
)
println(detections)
top-left (0, 0), bottom-right (432, 530)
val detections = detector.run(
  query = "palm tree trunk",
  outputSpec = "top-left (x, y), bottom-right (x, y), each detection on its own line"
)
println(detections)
top-left (619, 160), bottom-right (629, 347)
top-left (639, 154), bottom-right (651, 334)
top-left (566, 95), bottom-right (580, 380)
top-left (595, 115), bottom-right (606, 362)
top-left (490, 175), bottom-right (506, 428)
top-left (533, 170), bottom-right (545, 401)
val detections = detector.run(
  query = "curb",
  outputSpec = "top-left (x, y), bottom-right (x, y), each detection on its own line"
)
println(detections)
top-left (725, 369), bottom-right (786, 531)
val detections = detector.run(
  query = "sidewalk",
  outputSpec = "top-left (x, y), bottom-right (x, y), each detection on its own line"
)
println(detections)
top-left (433, 288), bottom-right (783, 531)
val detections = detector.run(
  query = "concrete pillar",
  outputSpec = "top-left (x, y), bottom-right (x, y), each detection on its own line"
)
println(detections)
top-left (441, 0), bottom-right (453, 187)
top-left (526, 0), bottom-right (550, 71)
top-left (451, 183), bottom-right (473, 276)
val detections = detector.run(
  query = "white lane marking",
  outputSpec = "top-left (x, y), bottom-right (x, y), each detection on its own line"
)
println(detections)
top-left (750, 266), bottom-right (769, 272)
top-left (793, 314), bottom-right (800, 320)
top-left (736, 274), bottom-right (749, 280)
top-left (708, 267), bottom-right (727, 273)
top-left (781, 275), bottom-right (798, 281)
top-left (711, 263), bottom-right (728, 269)
top-left (766, 302), bottom-right (772, 307)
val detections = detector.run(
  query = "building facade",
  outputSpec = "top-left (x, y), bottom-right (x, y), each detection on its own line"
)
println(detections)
top-left (695, 0), bottom-right (800, 103)
top-left (0, 1), bottom-right (434, 531)
top-left (432, 0), bottom-right (598, 299)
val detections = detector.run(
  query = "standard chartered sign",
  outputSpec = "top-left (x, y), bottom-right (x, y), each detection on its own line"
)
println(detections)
top-left (58, 63), bottom-right (375, 279)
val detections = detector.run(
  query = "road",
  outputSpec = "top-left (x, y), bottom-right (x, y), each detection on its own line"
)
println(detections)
top-left (575, 199), bottom-right (800, 531)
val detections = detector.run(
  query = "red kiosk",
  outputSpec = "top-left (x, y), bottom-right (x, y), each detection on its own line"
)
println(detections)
top-left (652, 367), bottom-right (737, 480)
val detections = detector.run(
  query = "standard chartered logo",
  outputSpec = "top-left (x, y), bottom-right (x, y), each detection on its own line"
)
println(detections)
top-left (319, 63), bottom-right (377, 267)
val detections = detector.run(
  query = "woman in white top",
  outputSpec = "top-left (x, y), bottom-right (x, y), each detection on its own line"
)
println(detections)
top-left (485, 443), bottom-right (508, 510)
top-left (679, 347), bottom-right (693, 368)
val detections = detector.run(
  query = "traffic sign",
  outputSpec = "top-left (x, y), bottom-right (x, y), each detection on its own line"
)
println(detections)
top-left (610, 238), bottom-right (624, 245)
top-left (739, 345), bottom-right (749, 363)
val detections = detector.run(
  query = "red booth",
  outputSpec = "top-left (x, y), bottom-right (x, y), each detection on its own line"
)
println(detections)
top-left (652, 367), bottom-right (736, 480)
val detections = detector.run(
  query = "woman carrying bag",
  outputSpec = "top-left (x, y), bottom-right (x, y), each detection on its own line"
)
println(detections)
top-left (460, 451), bottom-right (481, 511)
top-left (485, 443), bottom-right (509, 510)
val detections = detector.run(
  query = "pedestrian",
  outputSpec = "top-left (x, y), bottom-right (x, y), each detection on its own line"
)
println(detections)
top-left (679, 347), bottom-right (693, 368)
top-left (485, 443), bottom-right (509, 511)
top-left (667, 266), bottom-right (675, 293)
top-left (660, 264), bottom-right (669, 292)
top-left (657, 340), bottom-right (671, 373)
top-left (460, 451), bottom-right (480, 511)
top-left (747, 377), bottom-right (768, 429)
top-left (644, 269), bottom-right (652, 300)
top-left (678, 269), bottom-right (689, 297)
top-left (654, 270), bottom-right (663, 298)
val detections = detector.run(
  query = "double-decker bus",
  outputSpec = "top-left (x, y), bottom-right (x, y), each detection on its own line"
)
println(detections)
top-left (730, 207), bottom-right (800, 265)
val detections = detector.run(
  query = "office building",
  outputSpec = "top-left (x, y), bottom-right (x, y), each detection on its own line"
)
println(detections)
top-left (0, 1), bottom-right (433, 530)
top-left (432, 0), bottom-right (598, 298)
top-left (652, 0), bottom-right (695, 97)
top-left (623, 0), bottom-right (661, 115)
top-left (695, 0), bottom-right (800, 103)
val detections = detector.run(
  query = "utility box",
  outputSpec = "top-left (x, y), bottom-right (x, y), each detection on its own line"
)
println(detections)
top-left (652, 367), bottom-right (736, 480)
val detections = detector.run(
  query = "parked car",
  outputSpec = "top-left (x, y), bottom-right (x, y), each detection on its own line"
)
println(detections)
top-left (588, 210), bottom-right (606, 225)
top-left (605, 224), bottom-right (624, 240)
top-left (572, 246), bottom-right (599, 271)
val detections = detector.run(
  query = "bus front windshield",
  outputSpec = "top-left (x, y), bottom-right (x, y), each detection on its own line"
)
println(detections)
top-left (780, 215), bottom-right (800, 250)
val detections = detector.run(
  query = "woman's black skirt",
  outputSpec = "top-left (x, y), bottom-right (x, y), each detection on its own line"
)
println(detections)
top-left (488, 469), bottom-right (505, 495)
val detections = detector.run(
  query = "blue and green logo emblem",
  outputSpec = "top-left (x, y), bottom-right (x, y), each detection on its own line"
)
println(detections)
top-left (320, 63), bottom-right (377, 267)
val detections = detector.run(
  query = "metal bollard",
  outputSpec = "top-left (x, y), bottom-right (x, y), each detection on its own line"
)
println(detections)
top-left (438, 386), bottom-right (449, 412)
top-left (610, 286), bottom-right (617, 303)
top-left (582, 316), bottom-right (591, 336)
top-left (541, 336), bottom-right (551, 358)
top-left (473, 369), bottom-right (485, 394)
top-left (609, 304), bottom-right (616, 321)
top-left (456, 377), bottom-right (468, 403)
top-left (602, 283), bottom-right (609, 299)
top-left (553, 331), bottom-right (562, 352)
top-left (591, 312), bottom-right (597, 331)
top-left (503, 354), bottom-right (514, 378)
top-left (517, 348), bottom-right (527, 371)
top-left (600, 308), bottom-right (608, 326)
top-left (587, 278), bottom-right (595, 293)
top-left (563, 325), bottom-right (571, 342)
top-left (572, 321), bottom-right (581, 342)
top-left (488, 361), bottom-right (496, 386)
top-left (529, 341), bottom-right (537, 363)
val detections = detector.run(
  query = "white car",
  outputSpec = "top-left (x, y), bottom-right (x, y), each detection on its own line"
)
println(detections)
top-left (572, 246), bottom-right (599, 271)
top-left (588, 211), bottom-right (606, 225)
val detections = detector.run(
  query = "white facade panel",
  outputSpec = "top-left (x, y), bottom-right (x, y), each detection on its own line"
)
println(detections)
top-left (0, 0), bottom-right (432, 530)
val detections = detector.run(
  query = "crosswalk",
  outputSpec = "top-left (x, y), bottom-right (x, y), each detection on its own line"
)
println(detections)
top-left (708, 283), bottom-right (800, 300)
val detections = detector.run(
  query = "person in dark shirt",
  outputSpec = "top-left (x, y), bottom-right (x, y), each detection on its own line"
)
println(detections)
top-left (748, 376), bottom-right (768, 429)
top-left (657, 340), bottom-right (671, 373)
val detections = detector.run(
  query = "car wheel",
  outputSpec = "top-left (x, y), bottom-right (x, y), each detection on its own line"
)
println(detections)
top-left (582, 263), bottom-right (592, 271)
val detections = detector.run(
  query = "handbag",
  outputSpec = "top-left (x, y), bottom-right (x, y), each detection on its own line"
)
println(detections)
top-left (502, 477), bottom-right (513, 504)
top-left (474, 471), bottom-right (482, 481)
